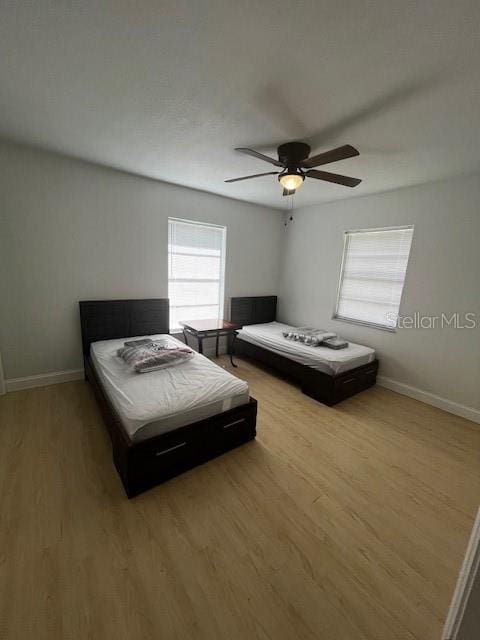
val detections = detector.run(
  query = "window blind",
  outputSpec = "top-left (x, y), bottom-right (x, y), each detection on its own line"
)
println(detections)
top-left (334, 226), bottom-right (414, 330)
top-left (168, 218), bottom-right (226, 330)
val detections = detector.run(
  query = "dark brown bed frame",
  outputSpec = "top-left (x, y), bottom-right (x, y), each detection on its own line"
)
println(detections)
top-left (231, 296), bottom-right (378, 406)
top-left (79, 299), bottom-right (257, 498)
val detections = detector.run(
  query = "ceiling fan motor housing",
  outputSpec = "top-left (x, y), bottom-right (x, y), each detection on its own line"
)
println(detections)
top-left (277, 141), bottom-right (311, 168)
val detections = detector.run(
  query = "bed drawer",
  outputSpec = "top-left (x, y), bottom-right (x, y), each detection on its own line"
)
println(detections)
top-left (360, 364), bottom-right (379, 386)
top-left (132, 432), bottom-right (198, 477)
top-left (188, 402), bottom-right (257, 453)
top-left (333, 372), bottom-right (362, 396)
top-left (211, 414), bottom-right (255, 450)
top-left (333, 362), bottom-right (378, 399)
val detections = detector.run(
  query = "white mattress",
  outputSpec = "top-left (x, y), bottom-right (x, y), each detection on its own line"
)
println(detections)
top-left (237, 322), bottom-right (375, 375)
top-left (90, 335), bottom-right (249, 442)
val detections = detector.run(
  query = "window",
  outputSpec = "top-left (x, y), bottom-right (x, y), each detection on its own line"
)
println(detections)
top-left (334, 226), bottom-right (414, 331)
top-left (168, 218), bottom-right (226, 331)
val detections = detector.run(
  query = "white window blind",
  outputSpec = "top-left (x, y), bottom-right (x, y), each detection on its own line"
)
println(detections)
top-left (334, 226), bottom-right (414, 330)
top-left (168, 218), bottom-right (226, 330)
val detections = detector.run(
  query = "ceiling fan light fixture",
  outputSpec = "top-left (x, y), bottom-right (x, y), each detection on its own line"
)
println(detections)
top-left (279, 173), bottom-right (304, 191)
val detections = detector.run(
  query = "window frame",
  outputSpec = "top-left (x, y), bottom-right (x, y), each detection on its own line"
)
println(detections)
top-left (332, 225), bottom-right (414, 332)
top-left (168, 217), bottom-right (227, 332)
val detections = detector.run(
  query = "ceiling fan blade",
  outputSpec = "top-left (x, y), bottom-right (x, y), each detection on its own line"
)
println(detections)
top-left (305, 169), bottom-right (361, 188)
top-left (235, 147), bottom-right (284, 167)
top-left (301, 144), bottom-right (359, 169)
top-left (283, 188), bottom-right (296, 196)
top-left (225, 171), bottom-right (279, 183)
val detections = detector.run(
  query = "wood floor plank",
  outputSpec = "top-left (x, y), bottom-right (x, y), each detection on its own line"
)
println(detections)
top-left (0, 356), bottom-right (479, 639)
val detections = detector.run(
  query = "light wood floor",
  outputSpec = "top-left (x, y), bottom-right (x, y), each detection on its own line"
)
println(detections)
top-left (1, 357), bottom-right (479, 640)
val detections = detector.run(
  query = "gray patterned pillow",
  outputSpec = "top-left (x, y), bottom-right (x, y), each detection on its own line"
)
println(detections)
top-left (117, 340), bottom-right (194, 373)
top-left (282, 327), bottom-right (336, 346)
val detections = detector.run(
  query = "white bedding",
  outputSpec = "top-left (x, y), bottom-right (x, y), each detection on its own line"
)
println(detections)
top-left (91, 335), bottom-right (249, 442)
top-left (237, 322), bottom-right (375, 375)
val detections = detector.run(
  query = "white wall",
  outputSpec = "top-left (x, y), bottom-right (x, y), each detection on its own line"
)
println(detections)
top-left (279, 174), bottom-right (480, 412)
top-left (0, 141), bottom-right (283, 379)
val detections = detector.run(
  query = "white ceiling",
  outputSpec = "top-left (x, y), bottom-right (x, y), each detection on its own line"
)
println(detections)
top-left (1, 1), bottom-right (480, 210)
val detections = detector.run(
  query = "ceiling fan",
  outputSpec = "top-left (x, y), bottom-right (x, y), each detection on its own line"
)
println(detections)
top-left (225, 142), bottom-right (361, 195)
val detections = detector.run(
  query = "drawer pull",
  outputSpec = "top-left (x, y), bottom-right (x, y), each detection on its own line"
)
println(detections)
top-left (223, 418), bottom-right (245, 430)
top-left (342, 377), bottom-right (356, 384)
top-left (155, 442), bottom-right (187, 456)
top-left (365, 368), bottom-right (377, 375)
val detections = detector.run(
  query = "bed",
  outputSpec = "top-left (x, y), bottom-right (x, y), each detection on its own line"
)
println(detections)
top-left (231, 296), bottom-right (379, 406)
top-left (80, 299), bottom-right (257, 497)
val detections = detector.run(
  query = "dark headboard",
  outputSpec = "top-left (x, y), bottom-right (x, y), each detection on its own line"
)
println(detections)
top-left (231, 296), bottom-right (277, 327)
top-left (79, 299), bottom-right (169, 356)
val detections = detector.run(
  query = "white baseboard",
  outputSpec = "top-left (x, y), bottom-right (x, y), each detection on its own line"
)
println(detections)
top-left (5, 368), bottom-right (84, 392)
top-left (377, 375), bottom-right (480, 425)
